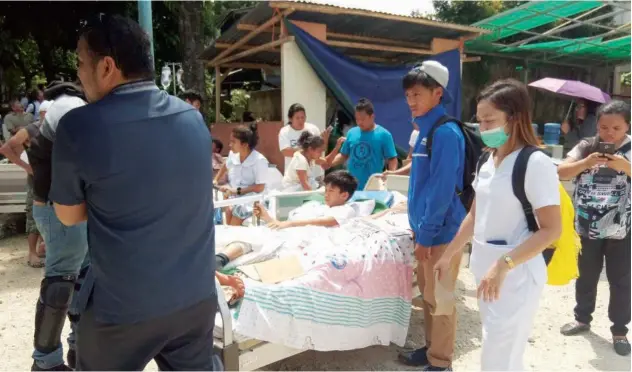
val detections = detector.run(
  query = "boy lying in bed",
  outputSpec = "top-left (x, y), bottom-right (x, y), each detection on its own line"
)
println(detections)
top-left (253, 170), bottom-right (358, 230)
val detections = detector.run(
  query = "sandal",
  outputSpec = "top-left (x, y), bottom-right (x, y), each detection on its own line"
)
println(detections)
top-left (27, 260), bottom-right (45, 269)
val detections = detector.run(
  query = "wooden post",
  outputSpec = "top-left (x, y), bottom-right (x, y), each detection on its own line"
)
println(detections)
top-left (215, 66), bottom-right (221, 123)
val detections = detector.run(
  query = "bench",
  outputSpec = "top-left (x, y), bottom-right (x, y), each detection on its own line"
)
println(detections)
top-left (0, 164), bottom-right (28, 214)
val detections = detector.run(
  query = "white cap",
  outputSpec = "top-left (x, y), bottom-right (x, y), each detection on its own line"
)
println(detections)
top-left (39, 100), bottom-right (53, 113)
top-left (418, 60), bottom-right (452, 103)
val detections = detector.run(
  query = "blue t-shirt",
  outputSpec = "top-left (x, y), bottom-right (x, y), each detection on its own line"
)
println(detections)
top-left (341, 124), bottom-right (397, 189)
top-left (50, 81), bottom-right (216, 324)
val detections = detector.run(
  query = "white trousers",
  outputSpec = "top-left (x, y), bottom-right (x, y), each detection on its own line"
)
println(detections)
top-left (471, 239), bottom-right (546, 371)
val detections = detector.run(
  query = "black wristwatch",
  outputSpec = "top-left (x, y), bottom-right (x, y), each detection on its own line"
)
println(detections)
top-left (237, 187), bottom-right (242, 196)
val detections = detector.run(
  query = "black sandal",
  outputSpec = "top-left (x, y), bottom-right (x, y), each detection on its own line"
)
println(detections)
top-left (614, 338), bottom-right (631, 356)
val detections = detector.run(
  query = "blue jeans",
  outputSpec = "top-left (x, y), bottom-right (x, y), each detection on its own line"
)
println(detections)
top-left (32, 204), bottom-right (89, 369)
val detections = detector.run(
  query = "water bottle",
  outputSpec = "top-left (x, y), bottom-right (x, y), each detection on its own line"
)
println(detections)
top-left (543, 123), bottom-right (562, 145)
top-left (531, 123), bottom-right (539, 135)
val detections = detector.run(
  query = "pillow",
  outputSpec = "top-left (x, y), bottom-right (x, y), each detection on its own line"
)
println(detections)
top-left (350, 191), bottom-right (394, 208)
top-left (348, 199), bottom-right (376, 218)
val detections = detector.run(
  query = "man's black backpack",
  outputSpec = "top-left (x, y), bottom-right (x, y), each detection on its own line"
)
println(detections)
top-left (426, 115), bottom-right (485, 211)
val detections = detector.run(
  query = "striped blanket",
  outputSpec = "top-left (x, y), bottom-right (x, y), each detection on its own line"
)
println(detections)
top-left (233, 215), bottom-right (415, 351)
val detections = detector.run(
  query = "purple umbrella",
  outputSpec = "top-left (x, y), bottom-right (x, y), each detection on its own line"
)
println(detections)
top-left (528, 77), bottom-right (611, 104)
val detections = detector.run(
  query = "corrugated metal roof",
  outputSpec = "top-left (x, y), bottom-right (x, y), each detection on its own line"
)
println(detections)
top-left (201, 1), bottom-right (487, 66)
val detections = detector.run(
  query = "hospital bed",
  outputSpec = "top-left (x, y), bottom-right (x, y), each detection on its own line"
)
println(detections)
top-left (212, 174), bottom-right (412, 370)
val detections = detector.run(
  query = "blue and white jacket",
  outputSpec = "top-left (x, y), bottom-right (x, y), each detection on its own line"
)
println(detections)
top-left (408, 104), bottom-right (466, 247)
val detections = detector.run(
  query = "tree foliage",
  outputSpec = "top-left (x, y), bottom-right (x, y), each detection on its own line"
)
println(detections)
top-left (0, 0), bottom-right (255, 104)
top-left (429, 0), bottom-right (520, 24)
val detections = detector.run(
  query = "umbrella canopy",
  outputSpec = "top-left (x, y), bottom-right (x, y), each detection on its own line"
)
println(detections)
top-left (528, 77), bottom-right (611, 104)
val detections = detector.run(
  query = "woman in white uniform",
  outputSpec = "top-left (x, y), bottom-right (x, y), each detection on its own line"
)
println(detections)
top-left (434, 79), bottom-right (562, 371)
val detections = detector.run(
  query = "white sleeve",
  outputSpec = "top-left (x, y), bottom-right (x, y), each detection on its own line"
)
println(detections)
top-left (292, 154), bottom-right (309, 171)
top-left (326, 205), bottom-right (357, 225)
top-left (254, 158), bottom-right (269, 185)
top-left (524, 152), bottom-right (560, 210)
top-left (278, 128), bottom-right (291, 150)
top-left (408, 130), bottom-right (419, 148)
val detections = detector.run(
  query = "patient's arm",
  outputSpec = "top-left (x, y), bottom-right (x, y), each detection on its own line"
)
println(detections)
top-left (269, 216), bottom-right (339, 230)
top-left (369, 201), bottom-right (408, 219)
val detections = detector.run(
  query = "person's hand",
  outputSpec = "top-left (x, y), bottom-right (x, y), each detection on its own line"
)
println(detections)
top-left (414, 243), bottom-right (431, 262)
top-left (219, 185), bottom-right (236, 196)
top-left (476, 259), bottom-right (509, 302)
top-left (582, 152), bottom-right (608, 169)
top-left (253, 203), bottom-right (262, 218)
top-left (434, 255), bottom-right (451, 281)
top-left (268, 220), bottom-right (292, 230)
top-left (336, 136), bottom-right (346, 149)
top-left (378, 170), bottom-right (393, 180)
top-left (561, 121), bottom-right (571, 135)
top-left (25, 165), bottom-right (34, 175)
top-left (604, 154), bottom-right (630, 173)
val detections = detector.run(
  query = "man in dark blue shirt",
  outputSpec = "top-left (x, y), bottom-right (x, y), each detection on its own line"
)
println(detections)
top-left (50, 15), bottom-right (217, 370)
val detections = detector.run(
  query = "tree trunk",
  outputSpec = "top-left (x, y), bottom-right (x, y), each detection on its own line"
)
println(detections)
top-left (178, 1), bottom-right (206, 102)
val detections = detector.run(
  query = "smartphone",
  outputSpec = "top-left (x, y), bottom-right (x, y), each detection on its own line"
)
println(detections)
top-left (597, 142), bottom-right (615, 157)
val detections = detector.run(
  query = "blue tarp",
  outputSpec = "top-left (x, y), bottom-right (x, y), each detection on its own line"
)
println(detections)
top-left (287, 21), bottom-right (462, 149)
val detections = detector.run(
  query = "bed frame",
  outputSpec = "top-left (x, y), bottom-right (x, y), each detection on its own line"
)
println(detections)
top-left (213, 175), bottom-right (411, 370)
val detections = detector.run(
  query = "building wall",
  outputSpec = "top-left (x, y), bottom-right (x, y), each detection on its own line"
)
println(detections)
top-left (210, 121), bottom-right (286, 173)
top-left (281, 41), bottom-right (327, 131)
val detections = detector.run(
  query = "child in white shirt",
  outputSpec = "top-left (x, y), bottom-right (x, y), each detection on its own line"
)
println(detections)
top-left (256, 170), bottom-right (358, 229)
top-left (282, 131), bottom-right (343, 191)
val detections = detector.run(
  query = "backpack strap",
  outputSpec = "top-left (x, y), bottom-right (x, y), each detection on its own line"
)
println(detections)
top-left (426, 115), bottom-right (461, 159)
top-left (512, 146), bottom-right (542, 233)
top-left (427, 115), bottom-right (464, 196)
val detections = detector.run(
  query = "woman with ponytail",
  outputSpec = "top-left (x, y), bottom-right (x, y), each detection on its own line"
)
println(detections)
top-left (214, 122), bottom-right (269, 226)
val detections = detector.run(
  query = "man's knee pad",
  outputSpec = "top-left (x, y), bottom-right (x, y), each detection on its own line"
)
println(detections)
top-left (34, 275), bottom-right (76, 354)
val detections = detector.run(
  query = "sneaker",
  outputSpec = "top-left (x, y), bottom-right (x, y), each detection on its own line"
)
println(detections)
top-left (66, 349), bottom-right (76, 370)
top-left (614, 337), bottom-right (631, 356)
top-left (398, 347), bottom-right (429, 367)
top-left (560, 321), bottom-right (590, 336)
top-left (31, 362), bottom-right (72, 371)
top-left (424, 365), bottom-right (452, 371)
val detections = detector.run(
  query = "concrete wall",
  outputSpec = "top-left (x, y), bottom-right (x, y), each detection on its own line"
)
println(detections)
top-left (210, 121), bottom-right (286, 173)
top-left (281, 40), bottom-right (327, 131)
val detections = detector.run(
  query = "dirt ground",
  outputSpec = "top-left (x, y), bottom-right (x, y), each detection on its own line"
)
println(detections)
top-left (1, 235), bottom-right (629, 371)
